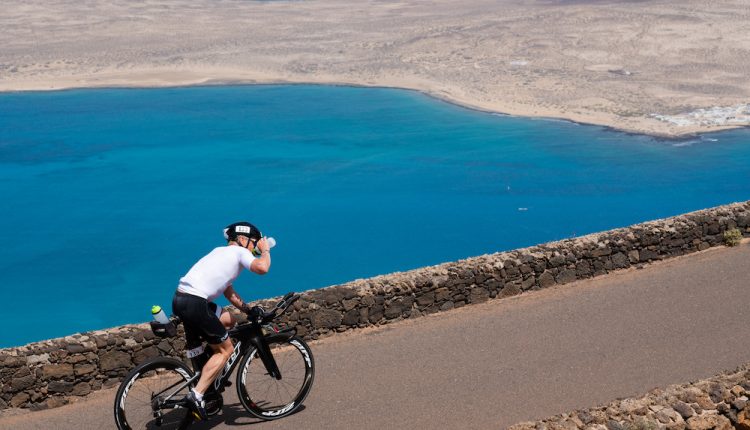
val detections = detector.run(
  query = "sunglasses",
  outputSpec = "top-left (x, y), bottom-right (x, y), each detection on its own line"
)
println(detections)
top-left (245, 238), bottom-right (263, 256)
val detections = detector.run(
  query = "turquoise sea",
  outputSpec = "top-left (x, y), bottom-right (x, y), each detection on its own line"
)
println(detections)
top-left (1, 85), bottom-right (749, 348)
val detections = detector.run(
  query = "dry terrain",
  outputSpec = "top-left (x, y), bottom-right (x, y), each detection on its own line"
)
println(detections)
top-left (2, 0), bottom-right (750, 136)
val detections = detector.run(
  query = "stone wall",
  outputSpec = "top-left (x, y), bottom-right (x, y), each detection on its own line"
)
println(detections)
top-left (0, 326), bottom-right (187, 410)
top-left (1, 201), bottom-right (749, 411)
top-left (508, 365), bottom-right (750, 430)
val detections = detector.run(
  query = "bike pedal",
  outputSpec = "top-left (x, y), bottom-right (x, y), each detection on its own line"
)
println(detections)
top-left (224, 381), bottom-right (232, 387)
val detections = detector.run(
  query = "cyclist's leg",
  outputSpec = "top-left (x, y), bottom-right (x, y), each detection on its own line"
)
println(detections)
top-left (174, 294), bottom-right (232, 394)
top-left (173, 293), bottom-right (205, 363)
top-left (192, 301), bottom-right (233, 395)
top-left (207, 301), bottom-right (235, 330)
top-left (219, 309), bottom-right (235, 329)
top-left (183, 322), bottom-right (206, 368)
top-left (194, 337), bottom-right (233, 394)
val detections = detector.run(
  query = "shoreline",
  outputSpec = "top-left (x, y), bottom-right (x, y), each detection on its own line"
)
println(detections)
top-left (3, 0), bottom-right (749, 139)
top-left (1, 76), bottom-right (744, 140)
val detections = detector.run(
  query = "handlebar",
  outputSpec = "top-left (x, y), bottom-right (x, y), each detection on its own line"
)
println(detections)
top-left (275, 292), bottom-right (299, 313)
top-left (245, 292), bottom-right (300, 324)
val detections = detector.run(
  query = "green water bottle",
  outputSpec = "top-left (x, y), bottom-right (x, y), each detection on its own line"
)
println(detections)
top-left (151, 305), bottom-right (169, 324)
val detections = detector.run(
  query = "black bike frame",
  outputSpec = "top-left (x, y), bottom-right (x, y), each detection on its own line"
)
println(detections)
top-left (122, 293), bottom-right (301, 430)
top-left (156, 322), bottom-right (298, 413)
top-left (191, 322), bottom-right (297, 394)
top-left (152, 323), bottom-right (299, 430)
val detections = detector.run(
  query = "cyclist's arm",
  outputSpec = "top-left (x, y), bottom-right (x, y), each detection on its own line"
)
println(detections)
top-left (224, 284), bottom-right (246, 310)
top-left (249, 238), bottom-right (271, 275)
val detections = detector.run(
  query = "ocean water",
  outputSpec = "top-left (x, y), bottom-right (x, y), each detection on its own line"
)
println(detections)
top-left (1, 85), bottom-right (749, 348)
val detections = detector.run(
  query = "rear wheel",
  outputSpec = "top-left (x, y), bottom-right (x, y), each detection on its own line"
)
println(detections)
top-left (236, 336), bottom-right (315, 420)
top-left (114, 357), bottom-right (194, 430)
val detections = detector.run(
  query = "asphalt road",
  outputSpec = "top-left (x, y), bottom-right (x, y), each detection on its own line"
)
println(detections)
top-left (3, 243), bottom-right (750, 430)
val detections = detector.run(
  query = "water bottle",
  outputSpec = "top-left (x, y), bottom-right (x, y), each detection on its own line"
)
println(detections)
top-left (151, 305), bottom-right (169, 324)
top-left (253, 236), bottom-right (276, 256)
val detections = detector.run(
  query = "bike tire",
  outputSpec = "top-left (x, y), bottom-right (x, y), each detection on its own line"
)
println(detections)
top-left (236, 336), bottom-right (315, 420)
top-left (114, 357), bottom-right (195, 430)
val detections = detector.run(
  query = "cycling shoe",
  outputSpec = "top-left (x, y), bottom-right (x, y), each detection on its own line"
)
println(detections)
top-left (186, 391), bottom-right (208, 421)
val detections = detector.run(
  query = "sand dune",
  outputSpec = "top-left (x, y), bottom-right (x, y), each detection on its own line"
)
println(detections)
top-left (1, 0), bottom-right (749, 137)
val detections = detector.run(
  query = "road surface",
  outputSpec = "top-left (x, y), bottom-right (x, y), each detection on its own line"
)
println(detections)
top-left (2, 243), bottom-right (749, 429)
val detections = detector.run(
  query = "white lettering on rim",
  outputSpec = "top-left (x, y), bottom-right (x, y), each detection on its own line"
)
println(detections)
top-left (291, 340), bottom-right (311, 367)
top-left (175, 367), bottom-right (191, 380)
top-left (261, 402), bottom-right (295, 417)
top-left (119, 372), bottom-right (140, 409)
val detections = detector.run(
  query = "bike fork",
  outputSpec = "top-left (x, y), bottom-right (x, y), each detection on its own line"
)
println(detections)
top-left (251, 334), bottom-right (282, 380)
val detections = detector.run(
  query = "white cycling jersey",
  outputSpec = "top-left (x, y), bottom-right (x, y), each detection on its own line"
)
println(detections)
top-left (177, 246), bottom-right (256, 301)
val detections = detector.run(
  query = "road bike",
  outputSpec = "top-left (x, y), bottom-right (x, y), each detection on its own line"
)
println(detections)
top-left (114, 292), bottom-right (314, 429)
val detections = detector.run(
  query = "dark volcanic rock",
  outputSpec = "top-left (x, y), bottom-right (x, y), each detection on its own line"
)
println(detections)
top-left (99, 351), bottom-right (132, 372)
top-left (311, 309), bottom-right (342, 329)
top-left (42, 364), bottom-right (74, 380)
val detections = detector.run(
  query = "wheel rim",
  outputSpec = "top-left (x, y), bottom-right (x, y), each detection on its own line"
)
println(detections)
top-left (240, 339), bottom-right (312, 417)
top-left (118, 365), bottom-right (192, 429)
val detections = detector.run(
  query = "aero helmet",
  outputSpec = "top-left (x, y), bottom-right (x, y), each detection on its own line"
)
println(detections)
top-left (223, 221), bottom-right (262, 242)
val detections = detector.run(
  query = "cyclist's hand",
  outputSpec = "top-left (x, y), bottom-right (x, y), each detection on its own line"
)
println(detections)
top-left (257, 237), bottom-right (270, 253)
top-left (240, 302), bottom-right (252, 314)
top-left (246, 305), bottom-right (267, 322)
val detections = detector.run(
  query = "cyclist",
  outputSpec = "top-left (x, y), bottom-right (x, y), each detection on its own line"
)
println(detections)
top-left (171, 221), bottom-right (271, 420)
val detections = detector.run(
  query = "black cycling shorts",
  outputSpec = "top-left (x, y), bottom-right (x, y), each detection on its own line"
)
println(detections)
top-left (172, 291), bottom-right (229, 346)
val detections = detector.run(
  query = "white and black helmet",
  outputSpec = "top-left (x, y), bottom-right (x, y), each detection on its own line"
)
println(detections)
top-left (223, 221), bottom-right (262, 242)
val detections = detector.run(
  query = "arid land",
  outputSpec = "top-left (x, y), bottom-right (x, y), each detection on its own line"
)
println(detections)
top-left (2, 0), bottom-right (750, 137)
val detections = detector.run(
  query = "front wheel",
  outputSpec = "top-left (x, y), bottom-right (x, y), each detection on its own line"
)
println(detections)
top-left (114, 357), bottom-right (194, 430)
top-left (236, 336), bottom-right (315, 420)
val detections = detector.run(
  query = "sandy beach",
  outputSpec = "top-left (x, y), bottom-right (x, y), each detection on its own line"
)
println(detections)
top-left (1, 0), bottom-right (749, 137)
